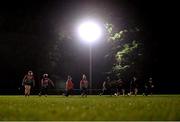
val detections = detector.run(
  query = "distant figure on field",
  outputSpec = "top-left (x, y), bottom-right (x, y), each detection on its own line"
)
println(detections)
top-left (100, 80), bottom-right (107, 96)
top-left (144, 77), bottom-right (154, 96)
top-left (130, 76), bottom-right (138, 96)
top-left (116, 79), bottom-right (125, 96)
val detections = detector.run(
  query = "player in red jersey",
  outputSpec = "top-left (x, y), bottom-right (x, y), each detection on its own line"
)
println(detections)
top-left (39, 73), bottom-right (54, 97)
top-left (80, 74), bottom-right (88, 97)
top-left (65, 75), bottom-right (74, 97)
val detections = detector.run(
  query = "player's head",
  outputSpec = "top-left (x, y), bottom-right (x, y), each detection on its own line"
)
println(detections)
top-left (149, 77), bottom-right (153, 83)
top-left (28, 71), bottom-right (33, 76)
top-left (118, 79), bottom-right (122, 82)
top-left (106, 76), bottom-right (110, 81)
top-left (133, 76), bottom-right (136, 81)
top-left (82, 74), bottom-right (86, 80)
top-left (68, 75), bottom-right (72, 80)
top-left (43, 74), bottom-right (48, 78)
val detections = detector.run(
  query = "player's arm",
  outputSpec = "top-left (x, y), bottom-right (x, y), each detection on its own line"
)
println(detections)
top-left (103, 81), bottom-right (106, 88)
top-left (32, 77), bottom-right (35, 87)
top-left (65, 81), bottom-right (68, 90)
top-left (22, 75), bottom-right (27, 86)
top-left (72, 82), bottom-right (74, 89)
top-left (49, 79), bottom-right (54, 87)
top-left (41, 79), bottom-right (44, 87)
top-left (80, 80), bottom-right (82, 89)
top-left (87, 80), bottom-right (89, 87)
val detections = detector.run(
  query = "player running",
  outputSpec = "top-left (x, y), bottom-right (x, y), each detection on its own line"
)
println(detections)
top-left (22, 70), bottom-right (35, 97)
top-left (80, 74), bottom-right (88, 97)
top-left (144, 77), bottom-right (154, 96)
top-left (65, 75), bottom-right (74, 97)
top-left (39, 73), bottom-right (54, 97)
top-left (130, 76), bottom-right (138, 96)
top-left (116, 79), bottom-right (125, 96)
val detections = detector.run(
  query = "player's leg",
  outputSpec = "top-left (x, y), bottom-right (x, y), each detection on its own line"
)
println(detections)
top-left (69, 89), bottom-right (73, 96)
top-left (66, 89), bottom-right (69, 97)
top-left (150, 87), bottom-right (153, 96)
top-left (28, 85), bottom-right (31, 96)
top-left (122, 89), bottom-right (125, 96)
top-left (39, 87), bottom-right (42, 96)
top-left (85, 88), bottom-right (87, 97)
top-left (24, 85), bottom-right (28, 96)
top-left (80, 88), bottom-right (83, 97)
top-left (117, 87), bottom-right (122, 96)
top-left (135, 88), bottom-right (138, 96)
top-left (44, 86), bottom-right (48, 97)
top-left (144, 86), bottom-right (148, 96)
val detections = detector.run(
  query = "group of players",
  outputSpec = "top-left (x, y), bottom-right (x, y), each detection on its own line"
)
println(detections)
top-left (100, 76), bottom-right (154, 96)
top-left (22, 70), bottom-right (88, 97)
top-left (22, 70), bottom-right (154, 97)
top-left (22, 70), bottom-right (54, 97)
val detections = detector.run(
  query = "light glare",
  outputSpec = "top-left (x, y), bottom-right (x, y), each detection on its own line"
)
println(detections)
top-left (78, 21), bottom-right (102, 43)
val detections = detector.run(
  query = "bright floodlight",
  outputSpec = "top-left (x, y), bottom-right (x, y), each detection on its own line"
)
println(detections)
top-left (78, 21), bottom-right (102, 43)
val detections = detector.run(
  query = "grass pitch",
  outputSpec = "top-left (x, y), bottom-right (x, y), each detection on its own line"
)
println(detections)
top-left (0, 95), bottom-right (180, 121)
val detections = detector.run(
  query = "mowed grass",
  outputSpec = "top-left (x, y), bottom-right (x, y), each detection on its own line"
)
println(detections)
top-left (0, 95), bottom-right (180, 121)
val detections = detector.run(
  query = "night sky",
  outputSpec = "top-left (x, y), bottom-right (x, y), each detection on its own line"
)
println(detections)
top-left (0, 0), bottom-right (178, 94)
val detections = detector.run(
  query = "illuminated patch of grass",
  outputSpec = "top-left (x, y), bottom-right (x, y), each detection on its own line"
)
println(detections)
top-left (0, 95), bottom-right (179, 120)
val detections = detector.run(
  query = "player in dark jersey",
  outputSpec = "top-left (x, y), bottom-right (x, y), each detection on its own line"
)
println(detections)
top-left (22, 70), bottom-right (35, 97)
top-left (130, 76), bottom-right (138, 96)
top-left (116, 79), bottom-right (125, 96)
top-left (148, 77), bottom-right (154, 95)
top-left (99, 80), bottom-right (107, 96)
top-left (144, 77), bottom-right (154, 96)
top-left (39, 74), bottom-right (54, 97)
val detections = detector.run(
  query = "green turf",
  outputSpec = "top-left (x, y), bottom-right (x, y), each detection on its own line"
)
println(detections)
top-left (0, 95), bottom-right (180, 121)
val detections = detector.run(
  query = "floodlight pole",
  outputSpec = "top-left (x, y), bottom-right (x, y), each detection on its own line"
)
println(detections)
top-left (89, 43), bottom-right (92, 95)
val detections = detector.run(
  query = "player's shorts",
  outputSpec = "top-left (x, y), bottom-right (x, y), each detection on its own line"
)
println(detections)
top-left (24, 80), bottom-right (33, 85)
